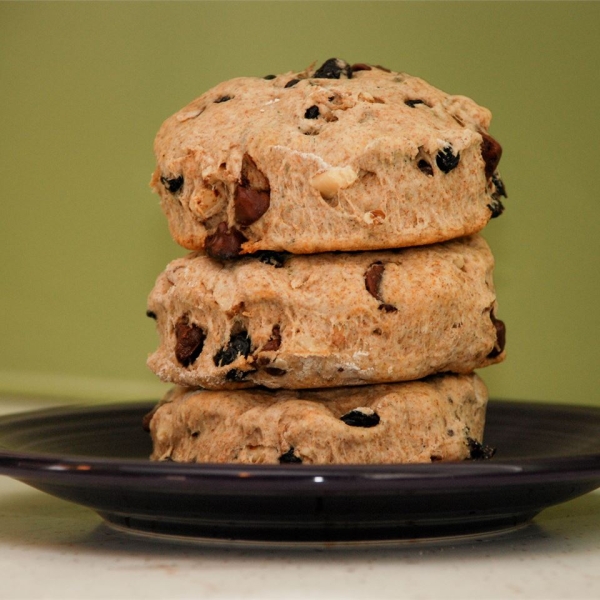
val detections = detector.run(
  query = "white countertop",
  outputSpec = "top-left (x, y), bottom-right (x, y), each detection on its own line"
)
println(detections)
top-left (1, 397), bottom-right (599, 600)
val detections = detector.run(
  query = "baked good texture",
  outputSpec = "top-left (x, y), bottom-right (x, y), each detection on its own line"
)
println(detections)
top-left (146, 234), bottom-right (506, 390)
top-left (151, 58), bottom-right (507, 257)
top-left (147, 373), bottom-right (489, 465)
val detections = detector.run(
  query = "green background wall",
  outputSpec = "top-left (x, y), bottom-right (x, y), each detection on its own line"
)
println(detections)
top-left (1, 2), bottom-right (599, 406)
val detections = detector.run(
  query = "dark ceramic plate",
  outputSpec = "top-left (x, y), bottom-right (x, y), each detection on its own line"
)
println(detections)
top-left (0, 400), bottom-right (599, 543)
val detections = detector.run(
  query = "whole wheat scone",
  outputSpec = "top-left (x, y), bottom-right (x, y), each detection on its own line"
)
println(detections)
top-left (151, 59), bottom-right (506, 257)
top-left (146, 234), bottom-right (506, 390)
top-left (147, 374), bottom-right (490, 464)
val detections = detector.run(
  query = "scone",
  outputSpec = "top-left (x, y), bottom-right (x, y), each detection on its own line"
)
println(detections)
top-left (151, 58), bottom-right (506, 257)
top-left (146, 373), bottom-right (490, 465)
top-left (146, 234), bottom-right (506, 390)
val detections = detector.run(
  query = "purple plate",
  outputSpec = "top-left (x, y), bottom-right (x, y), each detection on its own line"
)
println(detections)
top-left (0, 399), bottom-right (599, 543)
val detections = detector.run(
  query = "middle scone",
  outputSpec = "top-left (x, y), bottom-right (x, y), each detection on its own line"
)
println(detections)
top-left (147, 234), bottom-right (505, 390)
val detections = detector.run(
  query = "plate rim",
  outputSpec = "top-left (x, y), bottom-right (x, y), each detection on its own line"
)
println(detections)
top-left (1, 398), bottom-right (600, 494)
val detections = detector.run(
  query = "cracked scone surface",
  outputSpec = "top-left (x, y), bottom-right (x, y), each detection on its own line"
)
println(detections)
top-left (146, 234), bottom-right (505, 390)
top-left (151, 59), bottom-right (506, 256)
top-left (148, 374), bottom-right (488, 464)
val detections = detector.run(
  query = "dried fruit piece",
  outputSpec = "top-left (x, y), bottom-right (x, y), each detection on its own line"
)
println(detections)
top-left (364, 261), bottom-right (384, 300)
top-left (160, 175), bottom-right (184, 193)
top-left (480, 132), bottom-right (503, 178)
top-left (204, 222), bottom-right (247, 260)
top-left (262, 324), bottom-right (282, 351)
top-left (467, 438), bottom-right (496, 460)
top-left (264, 367), bottom-right (286, 376)
top-left (313, 58), bottom-right (352, 79)
top-left (340, 407), bottom-right (380, 428)
top-left (378, 303), bottom-right (398, 313)
top-left (234, 186), bottom-right (270, 226)
top-left (436, 146), bottom-right (460, 173)
top-left (263, 74), bottom-right (276, 80)
top-left (214, 330), bottom-right (252, 367)
top-left (405, 99), bottom-right (426, 108)
top-left (488, 313), bottom-right (506, 358)
top-left (255, 251), bottom-right (288, 268)
top-left (285, 79), bottom-right (300, 88)
top-left (417, 159), bottom-right (434, 176)
top-left (492, 173), bottom-right (507, 198)
top-left (215, 95), bottom-right (232, 103)
top-left (304, 105), bottom-right (320, 119)
top-left (146, 310), bottom-right (157, 320)
top-left (225, 368), bottom-right (253, 382)
top-left (141, 406), bottom-right (158, 432)
top-left (174, 317), bottom-right (206, 367)
top-left (278, 447), bottom-right (303, 464)
top-left (488, 197), bottom-right (505, 219)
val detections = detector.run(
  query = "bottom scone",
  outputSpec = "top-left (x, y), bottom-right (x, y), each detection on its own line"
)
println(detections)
top-left (146, 373), bottom-right (490, 464)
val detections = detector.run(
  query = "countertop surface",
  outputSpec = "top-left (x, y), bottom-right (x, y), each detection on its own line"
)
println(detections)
top-left (1, 396), bottom-right (599, 600)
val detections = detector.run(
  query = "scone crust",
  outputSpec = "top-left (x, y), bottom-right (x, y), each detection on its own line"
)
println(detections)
top-left (151, 61), bottom-right (505, 255)
top-left (146, 234), bottom-right (505, 390)
top-left (148, 373), bottom-right (489, 465)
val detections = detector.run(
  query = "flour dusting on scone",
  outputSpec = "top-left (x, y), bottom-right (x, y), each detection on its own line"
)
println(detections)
top-left (151, 59), bottom-right (507, 256)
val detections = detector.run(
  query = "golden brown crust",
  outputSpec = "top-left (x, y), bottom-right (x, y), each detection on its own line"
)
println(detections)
top-left (151, 61), bottom-right (505, 255)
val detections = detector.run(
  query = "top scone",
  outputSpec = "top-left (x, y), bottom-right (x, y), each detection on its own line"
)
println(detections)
top-left (151, 59), bottom-right (506, 257)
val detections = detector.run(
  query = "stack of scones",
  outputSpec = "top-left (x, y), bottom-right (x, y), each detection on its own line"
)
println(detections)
top-left (143, 59), bottom-right (507, 465)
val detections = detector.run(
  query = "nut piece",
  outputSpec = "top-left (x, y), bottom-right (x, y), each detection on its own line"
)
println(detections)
top-left (310, 166), bottom-right (358, 200)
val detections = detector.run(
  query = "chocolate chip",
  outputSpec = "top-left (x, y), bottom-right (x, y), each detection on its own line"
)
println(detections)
top-left (313, 58), bottom-right (353, 79)
top-left (351, 63), bottom-right (372, 72)
top-left (215, 95), bottom-right (232, 103)
top-left (255, 251), bottom-right (288, 268)
top-left (264, 367), bottom-right (286, 376)
top-left (174, 317), bottom-right (206, 367)
top-left (262, 324), bottom-right (282, 351)
top-left (285, 78), bottom-right (300, 88)
top-left (234, 186), bottom-right (271, 226)
top-left (340, 408), bottom-right (380, 428)
top-left (447, 429), bottom-right (455, 437)
top-left (304, 105), bottom-right (320, 119)
top-left (405, 99), bottom-right (426, 108)
top-left (480, 132), bottom-right (503, 179)
top-left (146, 310), bottom-right (157, 320)
top-left (436, 146), bottom-right (461, 173)
top-left (204, 222), bottom-right (247, 260)
top-left (467, 438), bottom-right (496, 460)
top-left (492, 172), bottom-right (507, 198)
top-left (378, 303), bottom-right (398, 313)
top-left (225, 368), bottom-right (253, 382)
top-left (160, 175), bottom-right (184, 193)
top-left (279, 447), bottom-right (302, 464)
top-left (263, 74), bottom-right (276, 80)
top-left (214, 330), bottom-right (252, 367)
top-left (487, 313), bottom-right (506, 358)
top-left (365, 261), bottom-right (385, 300)
top-left (430, 455), bottom-right (443, 462)
top-left (190, 431), bottom-right (199, 438)
top-left (417, 159), bottom-right (434, 176)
